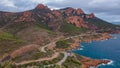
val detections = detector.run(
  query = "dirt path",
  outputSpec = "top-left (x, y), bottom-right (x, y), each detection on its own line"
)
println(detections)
top-left (15, 52), bottom-right (59, 66)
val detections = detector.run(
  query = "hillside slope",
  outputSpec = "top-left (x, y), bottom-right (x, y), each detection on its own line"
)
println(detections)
top-left (0, 3), bottom-right (120, 60)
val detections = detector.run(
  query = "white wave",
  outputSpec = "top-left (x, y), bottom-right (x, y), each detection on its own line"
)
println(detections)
top-left (106, 60), bottom-right (114, 65)
top-left (102, 59), bottom-right (113, 65)
top-left (81, 45), bottom-right (84, 47)
top-left (74, 48), bottom-right (83, 50)
top-left (79, 48), bottom-right (83, 50)
top-left (97, 59), bottom-right (114, 68)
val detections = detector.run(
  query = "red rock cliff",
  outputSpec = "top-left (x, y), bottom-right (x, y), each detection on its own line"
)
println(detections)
top-left (66, 16), bottom-right (89, 28)
top-left (15, 11), bottom-right (35, 22)
top-left (75, 8), bottom-right (84, 15)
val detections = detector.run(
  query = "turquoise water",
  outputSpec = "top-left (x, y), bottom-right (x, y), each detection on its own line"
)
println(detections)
top-left (73, 34), bottom-right (120, 68)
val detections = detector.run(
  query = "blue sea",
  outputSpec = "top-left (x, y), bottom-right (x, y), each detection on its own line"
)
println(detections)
top-left (73, 34), bottom-right (120, 68)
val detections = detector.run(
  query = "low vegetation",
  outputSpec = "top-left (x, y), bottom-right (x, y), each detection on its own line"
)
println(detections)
top-left (0, 31), bottom-right (24, 44)
top-left (87, 18), bottom-right (117, 32)
top-left (65, 38), bottom-right (75, 43)
top-left (15, 53), bottom-right (64, 68)
top-left (60, 22), bottom-right (89, 35)
top-left (55, 40), bottom-right (70, 49)
top-left (34, 23), bottom-right (57, 36)
top-left (4, 22), bottom-right (28, 34)
top-left (0, 31), bottom-right (24, 57)
top-left (62, 56), bottom-right (82, 68)
top-left (0, 61), bottom-right (16, 68)
top-left (13, 49), bottom-right (54, 63)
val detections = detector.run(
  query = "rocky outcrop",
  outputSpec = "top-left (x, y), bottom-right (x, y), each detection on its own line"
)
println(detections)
top-left (75, 8), bottom-right (84, 15)
top-left (64, 7), bottom-right (75, 16)
top-left (15, 11), bottom-right (35, 22)
top-left (66, 16), bottom-right (89, 28)
top-left (86, 13), bottom-right (95, 19)
top-left (35, 4), bottom-right (50, 10)
top-left (52, 10), bottom-right (61, 18)
top-left (79, 56), bottom-right (110, 68)
top-left (60, 7), bottom-right (84, 16)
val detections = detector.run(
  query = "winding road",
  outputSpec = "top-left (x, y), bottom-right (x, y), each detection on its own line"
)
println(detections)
top-left (56, 52), bottom-right (68, 65)
top-left (14, 33), bottom-right (100, 66)
top-left (15, 52), bottom-right (59, 66)
top-left (41, 36), bottom-right (63, 53)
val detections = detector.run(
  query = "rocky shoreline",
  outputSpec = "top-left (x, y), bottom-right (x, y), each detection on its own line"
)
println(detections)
top-left (70, 33), bottom-right (112, 68)
top-left (80, 56), bottom-right (110, 68)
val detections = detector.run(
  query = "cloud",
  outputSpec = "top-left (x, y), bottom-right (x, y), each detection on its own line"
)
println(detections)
top-left (0, 0), bottom-right (17, 8)
top-left (0, 0), bottom-right (120, 23)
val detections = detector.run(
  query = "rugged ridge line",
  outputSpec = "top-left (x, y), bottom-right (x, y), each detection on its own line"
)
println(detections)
top-left (0, 4), bottom-right (119, 33)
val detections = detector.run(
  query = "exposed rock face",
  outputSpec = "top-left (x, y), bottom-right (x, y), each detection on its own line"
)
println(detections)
top-left (64, 7), bottom-right (75, 16)
top-left (52, 10), bottom-right (61, 18)
top-left (86, 13), bottom-right (95, 19)
top-left (15, 11), bottom-right (35, 22)
top-left (80, 56), bottom-right (110, 68)
top-left (35, 4), bottom-right (50, 10)
top-left (47, 13), bottom-right (54, 19)
top-left (66, 16), bottom-right (89, 28)
top-left (75, 8), bottom-right (84, 15)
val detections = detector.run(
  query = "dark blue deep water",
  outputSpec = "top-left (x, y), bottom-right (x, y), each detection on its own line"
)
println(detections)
top-left (73, 34), bottom-right (120, 68)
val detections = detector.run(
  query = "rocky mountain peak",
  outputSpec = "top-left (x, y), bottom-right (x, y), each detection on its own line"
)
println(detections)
top-left (35, 4), bottom-right (50, 10)
top-left (76, 8), bottom-right (84, 15)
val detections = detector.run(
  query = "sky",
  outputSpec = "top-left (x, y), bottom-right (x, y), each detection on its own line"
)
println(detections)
top-left (0, 0), bottom-right (120, 23)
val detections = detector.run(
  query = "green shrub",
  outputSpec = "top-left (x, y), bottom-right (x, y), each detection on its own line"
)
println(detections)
top-left (0, 32), bottom-right (23, 44)
top-left (34, 23), bottom-right (50, 31)
top-left (34, 23), bottom-right (57, 36)
top-left (62, 56), bottom-right (82, 68)
top-left (55, 40), bottom-right (70, 49)
top-left (65, 38), bottom-right (75, 43)
top-left (60, 23), bottom-right (88, 35)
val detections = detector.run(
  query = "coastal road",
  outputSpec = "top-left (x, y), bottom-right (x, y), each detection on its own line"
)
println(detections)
top-left (15, 33), bottom-right (101, 66)
top-left (41, 34), bottom-right (85, 53)
top-left (40, 36), bottom-right (63, 53)
top-left (41, 33), bottom-right (98, 53)
top-left (15, 52), bottom-right (59, 66)
top-left (44, 52), bottom-right (70, 68)
top-left (41, 42), bottom-right (56, 52)
top-left (56, 52), bottom-right (68, 66)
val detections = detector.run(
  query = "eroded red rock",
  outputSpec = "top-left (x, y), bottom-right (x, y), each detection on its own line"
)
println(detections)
top-left (52, 10), bottom-right (61, 18)
top-left (86, 13), bottom-right (95, 19)
top-left (15, 11), bottom-right (35, 22)
top-left (47, 13), bottom-right (54, 19)
top-left (75, 8), bottom-right (84, 15)
top-left (65, 8), bottom-right (75, 16)
top-left (66, 16), bottom-right (89, 28)
top-left (35, 4), bottom-right (50, 10)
